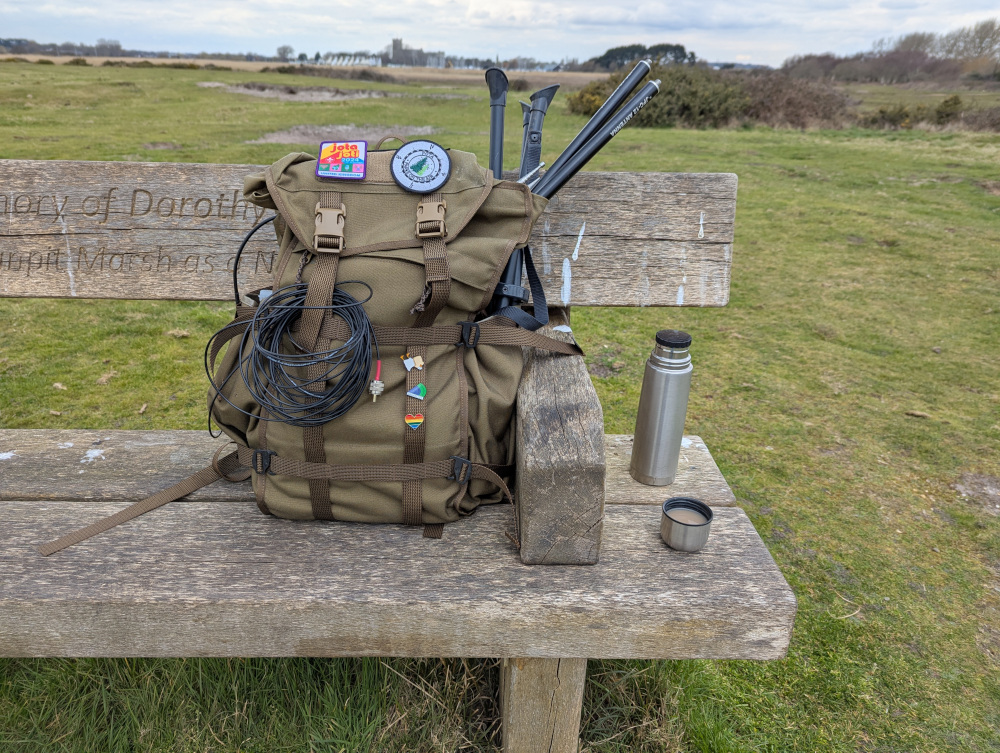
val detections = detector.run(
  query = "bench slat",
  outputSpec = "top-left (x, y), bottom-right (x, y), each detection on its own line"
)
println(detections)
top-left (0, 160), bottom-right (734, 307)
top-left (0, 430), bottom-right (734, 506)
top-left (0, 503), bottom-right (794, 659)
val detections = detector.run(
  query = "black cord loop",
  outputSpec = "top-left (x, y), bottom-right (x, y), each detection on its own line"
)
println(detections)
top-left (207, 280), bottom-right (379, 428)
top-left (210, 218), bottom-right (380, 430)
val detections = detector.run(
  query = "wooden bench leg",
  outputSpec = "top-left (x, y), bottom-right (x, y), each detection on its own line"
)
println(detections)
top-left (500, 657), bottom-right (587, 753)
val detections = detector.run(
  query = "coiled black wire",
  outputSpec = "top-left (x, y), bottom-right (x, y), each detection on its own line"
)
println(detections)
top-left (208, 216), bottom-right (379, 429)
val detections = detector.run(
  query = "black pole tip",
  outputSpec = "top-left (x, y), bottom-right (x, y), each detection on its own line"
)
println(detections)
top-left (529, 84), bottom-right (560, 107)
top-left (485, 67), bottom-right (509, 102)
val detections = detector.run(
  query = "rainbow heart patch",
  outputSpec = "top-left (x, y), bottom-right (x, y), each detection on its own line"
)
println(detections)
top-left (405, 414), bottom-right (424, 429)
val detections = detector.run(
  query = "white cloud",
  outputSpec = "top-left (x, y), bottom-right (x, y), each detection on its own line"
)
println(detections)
top-left (0, 0), bottom-right (996, 65)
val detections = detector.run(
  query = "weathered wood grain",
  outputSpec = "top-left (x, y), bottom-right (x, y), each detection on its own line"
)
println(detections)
top-left (0, 502), bottom-right (795, 658)
top-left (516, 310), bottom-right (604, 565)
top-left (501, 658), bottom-right (587, 753)
top-left (0, 430), bottom-right (735, 506)
top-left (0, 160), bottom-right (735, 307)
top-left (0, 429), bottom-right (253, 502)
top-left (604, 434), bottom-right (737, 506)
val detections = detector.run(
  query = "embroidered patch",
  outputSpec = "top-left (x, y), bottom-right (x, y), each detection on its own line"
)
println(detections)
top-left (316, 140), bottom-right (367, 180)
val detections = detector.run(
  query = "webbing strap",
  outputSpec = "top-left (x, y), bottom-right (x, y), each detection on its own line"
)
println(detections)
top-left (216, 315), bottom-right (583, 368)
top-left (305, 425), bottom-right (333, 520)
top-left (299, 192), bottom-right (341, 518)
top-left (401, 344), bottom-right (428, 526)
top-left (239, 446), bottom-right (510, 490)
top-left (309, 319), bottom-right (583, 354)
top-left (38, 450), bottom-right (247, 556)
top-left (298, 191), bottom-right (342, 352)
top-left (413, 192), bottom-right (451, 328)
top-left (491, 246), bottom-right (550, 331)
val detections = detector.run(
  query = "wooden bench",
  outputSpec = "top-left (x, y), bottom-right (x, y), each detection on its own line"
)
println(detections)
top-left (0, 159), bottom-right (796, 752)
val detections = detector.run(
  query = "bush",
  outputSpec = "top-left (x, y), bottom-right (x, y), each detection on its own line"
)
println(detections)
top-left (738, 72), bottom-right (850, 128)
top-left (860, 104), bottom-right (914, 129)
top-left (567, 63), bottom-right (746, 128)
top-left (957, 106), bottom-right (1000, 130)
top-left (567, 64), bottom-right (849, 129)
top-left (855, 95), bottom-right (1000, 131)
top-left (34, 58), bottom-right (55, 65)
top-left (65, 57), bottom-right (90, 66)
top-left (935, 94), bottom-right (963, 124)
top-left (509, 78), bottom-right (530, 92)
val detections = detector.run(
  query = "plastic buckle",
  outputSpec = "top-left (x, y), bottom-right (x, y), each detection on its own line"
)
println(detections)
top-left (459, 321), bottom-right (480, 348)
top-left (493, 282), bottom-right (529, 304)
top-left (415, 199), bottom-right (447, 238)
top-left (313, 202), bottom-right (345, 252)
top-left (252, 449), bottom-right (276, 475)
top-left (448, 455), bottom-right (472, 483)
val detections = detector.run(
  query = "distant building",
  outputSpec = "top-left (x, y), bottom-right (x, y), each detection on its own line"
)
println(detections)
top-left (385, 38), bottom-right (446, 68)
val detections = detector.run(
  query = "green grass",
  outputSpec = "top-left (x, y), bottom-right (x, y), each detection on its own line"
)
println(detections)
top-left (2, 62), bottom-right (1000, 751)
top-left (842, 81), bottom-right (1000, 112)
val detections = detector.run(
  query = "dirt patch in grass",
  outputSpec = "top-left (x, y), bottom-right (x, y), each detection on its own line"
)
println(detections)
top-left (953, 473), bottom-right (1000, 516)
top-left (247, 124), bottom-right (438, 145)
top-left (198, 81), bottom-right (399, 103)
top-left (977, 180), bottom-right (1000, 196)
top-left (586, 345), bottom-right (627, 378)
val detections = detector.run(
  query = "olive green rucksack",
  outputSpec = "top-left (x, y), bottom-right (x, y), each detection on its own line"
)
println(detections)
top-left (40, 144), bottom-right (579, 556)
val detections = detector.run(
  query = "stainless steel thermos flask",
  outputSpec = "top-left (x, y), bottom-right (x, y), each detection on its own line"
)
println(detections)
top-left (629, 330), bottom-right (693, 485)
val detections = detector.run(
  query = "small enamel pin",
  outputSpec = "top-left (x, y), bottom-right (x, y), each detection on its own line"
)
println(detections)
top-left (406, 383), bottom-right (427, 400)
top-left (405, 414), bottom-right (424, 429)
top-left (401, 353), bottom-right (425, 371)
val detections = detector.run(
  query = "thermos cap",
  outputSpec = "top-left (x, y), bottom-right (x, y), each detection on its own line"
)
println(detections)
top-left (655, 330), bottom-right (692, 349)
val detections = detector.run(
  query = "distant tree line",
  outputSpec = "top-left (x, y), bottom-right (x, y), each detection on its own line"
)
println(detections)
top-left (0, 37), bottom-right (267, 62)
top-left (0, 38), bottom-right (134, 57)
top-left (563, 43), bottom-right (696, 72)
top-left (783, 18), bottom-right (999, 83)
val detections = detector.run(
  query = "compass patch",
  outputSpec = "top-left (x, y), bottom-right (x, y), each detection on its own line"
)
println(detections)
top-left (390, 140), bottom-right (451, 194)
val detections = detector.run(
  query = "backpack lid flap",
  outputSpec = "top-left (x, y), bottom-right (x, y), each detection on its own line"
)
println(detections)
top-left (245, 150), bottom-right (507, 255)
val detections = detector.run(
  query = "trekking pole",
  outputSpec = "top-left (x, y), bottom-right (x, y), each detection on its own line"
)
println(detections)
top-left (488, 84), bottom-right (562, 315)
top-left (519, 101), bottom-right (530, 174)
top-left (484, 67), bottom-right (508, 180)
top-left (519, 85), bottom-right (559, 178)
top-left (533, 79), bottom-right (660, 200)
top-left (542, 59), bottom-right (652, 183)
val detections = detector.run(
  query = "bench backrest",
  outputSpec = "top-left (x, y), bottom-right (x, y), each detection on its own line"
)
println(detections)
top-left (0, 160), bottom-right (735, 306)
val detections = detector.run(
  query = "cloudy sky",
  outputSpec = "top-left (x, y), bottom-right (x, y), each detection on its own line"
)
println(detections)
top-left (1, 0), bottom-right (996, 66)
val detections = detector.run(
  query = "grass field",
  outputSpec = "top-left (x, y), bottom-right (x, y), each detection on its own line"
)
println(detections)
top-left (844, 81), bottom-right (1000, 112)
top-left (2, 61), bottom-right (1000, 752)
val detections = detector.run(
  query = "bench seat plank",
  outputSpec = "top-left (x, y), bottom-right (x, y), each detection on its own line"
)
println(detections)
top-left (0, 430), bottom-right (733, 506)
top-left (0, 501), bottom-right (794, 659)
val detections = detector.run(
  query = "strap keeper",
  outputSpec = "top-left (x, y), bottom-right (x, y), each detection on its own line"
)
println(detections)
top-left (447, 455), bottom-right (472, 484)
top-left (459, 321), bottom-right (480, 348)
top-left (493, 282), bottom-right (529, 304)
top-left (252, 449), bottom-right (276, 475)
top-left (415, 199), bottom-right (447, 238)
top-left (314, 202), bottom-right (346, 252)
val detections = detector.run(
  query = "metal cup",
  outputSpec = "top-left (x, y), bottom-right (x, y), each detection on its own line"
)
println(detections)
top-left (660, 497), bottom-right (713, 552)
